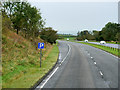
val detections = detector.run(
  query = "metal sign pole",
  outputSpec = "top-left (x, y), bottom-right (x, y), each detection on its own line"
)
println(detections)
top-left (38, 42), bottom-right (44, 68)
top-left (40, 49), bottom-right (42, 67)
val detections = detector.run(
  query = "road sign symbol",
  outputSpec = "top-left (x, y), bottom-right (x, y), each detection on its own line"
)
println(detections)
top-left (38, 43), bottom-right (44, 49)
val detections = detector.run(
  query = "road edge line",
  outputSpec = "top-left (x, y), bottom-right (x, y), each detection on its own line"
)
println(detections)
top-left (39, 43), bottom-right (71, 88)
top-left (31, 42), bottom-right (71, 89)
top-left (30, 45), bottom-right (60, 90)
top-left (61, 44), bottom-right (71, 64)
top-left (79, 42), bottom-right (119, 59)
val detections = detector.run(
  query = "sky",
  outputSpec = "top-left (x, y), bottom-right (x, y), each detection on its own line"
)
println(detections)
top-left (28, 0), bottom-right (118, 35)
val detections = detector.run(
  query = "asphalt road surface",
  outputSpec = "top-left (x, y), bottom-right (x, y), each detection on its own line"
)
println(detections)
top-left (36, 40), bottom-right (118, 89)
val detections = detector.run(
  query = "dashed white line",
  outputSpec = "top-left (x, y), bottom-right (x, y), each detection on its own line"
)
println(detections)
top-left (94, 61), bottom-right (96, 65)
top-left (91, 57), bottom-right (93, 59)
top-left (99, 71), bottom-right (103, 76)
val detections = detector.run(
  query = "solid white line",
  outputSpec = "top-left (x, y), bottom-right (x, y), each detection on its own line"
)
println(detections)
top-left (38, 43), bottom-right (71, 89)
top-left (81, 43), bottom-right (119, 59)
top-left (40, 67), bottom-right (59, 88)
top-left (61, 44), bottom-right (71, 64)
top-left (102, 50), bottom-right (119, 59)
top-left (99, 71), bottom-right (103, 76)
top-left (59, 53), bottom-right (62, 60)
top-left (90, 45), bottom-right (119, 59)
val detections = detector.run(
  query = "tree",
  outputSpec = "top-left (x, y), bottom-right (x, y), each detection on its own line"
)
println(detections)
top-left (101, 22), bottom-right (119, 41)
top-left (77, 30), bottom-right (95, 40)
top-left (93, 30), bottom-right (100, 41)
top-left (2, 11), bottom-right (12, 31)
top-left (115, 32), bottom-right (120, 41)
top-left (2, 1), bottom-right (45, 37)
top-left (40, 27), bottom-right (58, 44)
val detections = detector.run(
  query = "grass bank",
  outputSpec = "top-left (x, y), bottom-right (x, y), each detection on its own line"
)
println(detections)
top-left (77, 41), bottom-right (119, 57)
top-left (3, 44), bottom-right (59, 88)
top-left (2, 29), bottom-right (59, 88)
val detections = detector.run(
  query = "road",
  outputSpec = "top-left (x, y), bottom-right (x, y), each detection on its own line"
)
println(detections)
top-left (36, 40), bottom-right (118, 89)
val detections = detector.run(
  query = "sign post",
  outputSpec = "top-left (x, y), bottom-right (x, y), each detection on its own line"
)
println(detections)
top-left (38, 43), bottom-right (44, 67)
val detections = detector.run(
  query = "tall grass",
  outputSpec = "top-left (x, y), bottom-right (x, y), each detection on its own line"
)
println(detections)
top-left (2, 29), bottom-right (59, 88)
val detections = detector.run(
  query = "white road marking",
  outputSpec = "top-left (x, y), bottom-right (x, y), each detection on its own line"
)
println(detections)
top-left (81, 43), bottom-right (119, 59)
top-left (59, 53), bottom-right (62, 60)
top-left (61, 44), bottom-right (71, 64)
top-left (39, 67), bottom-right (59, 88)
top-left (94, 61), bottom-right (96, 65)
top-left (90, 45), bottom-right (119, 59)
top-left (38, 43), bottom-right (71, 89)
top-left (91, 57), bottom-right (93, 59)
top-left (99, 71), bottom-right (103, 76)
top-left (102, 50), bottom-right (119, 59)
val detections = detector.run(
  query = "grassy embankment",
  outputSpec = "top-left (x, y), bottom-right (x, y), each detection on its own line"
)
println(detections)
top-left (2, 29), bottom-right (59, 88)
top-left (77, 42), bottom-right (119, 57)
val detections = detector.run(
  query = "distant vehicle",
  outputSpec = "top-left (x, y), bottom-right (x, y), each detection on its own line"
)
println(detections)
top-left (100, 41), bottom-right (106, 44)
top-left (67, 38), bottom-right (69, 41)
top-left (84, 39), bottom-right (88, 42)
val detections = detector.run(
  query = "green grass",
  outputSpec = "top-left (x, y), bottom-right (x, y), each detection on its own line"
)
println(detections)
top-left (2, 29), bottom-right (59, 88)
top-left (76, 41), bottom-right (119, 57)
top-left (2, 44), bottom-right (59, 88)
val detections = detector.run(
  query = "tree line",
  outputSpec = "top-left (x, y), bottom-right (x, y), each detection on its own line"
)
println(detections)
top-left (58, 34), bottom-right (76, 39)
top-left (77, 22), bottom-right (120, 42)
top-left (1, 0), bottom-right (58, 44)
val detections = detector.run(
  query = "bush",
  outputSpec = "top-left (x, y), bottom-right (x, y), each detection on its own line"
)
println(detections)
top-left (40, 27), bottom-right (58, 44)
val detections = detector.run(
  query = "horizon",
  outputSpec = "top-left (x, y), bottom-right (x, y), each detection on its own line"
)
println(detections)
top-left (29, 2), bottom-right (118, 35)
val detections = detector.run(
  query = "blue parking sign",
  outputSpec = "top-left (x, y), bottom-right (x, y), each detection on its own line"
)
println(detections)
top-left (38, 43), bottom-right (44, 49)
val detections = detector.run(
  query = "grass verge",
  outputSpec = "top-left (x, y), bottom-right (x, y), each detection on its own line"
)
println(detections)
top-left (2, 29), bottom-right (59, 88)
top-left (76, 41), bottom-right (119, 57)
top-left (2, 44), bottom-right (59, 88)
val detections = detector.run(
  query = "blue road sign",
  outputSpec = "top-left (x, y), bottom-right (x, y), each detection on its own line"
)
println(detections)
top-left (38, 43), bottom-right (44, 49)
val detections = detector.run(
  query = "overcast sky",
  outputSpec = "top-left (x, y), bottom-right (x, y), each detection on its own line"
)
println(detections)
top-left (29, 1), bottom-right (118, 35)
